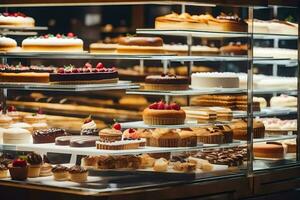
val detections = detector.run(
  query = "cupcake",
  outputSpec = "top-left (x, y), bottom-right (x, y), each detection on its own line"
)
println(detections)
top-left (81, 156), bottom-right (98, 169)
top-left (52, 165), bottom-right (69, 181)
top-left (123, 128), bottom-right (145, 147)
top-left (23, 109), bottom-right (46, 124)
top-left (10, 122), bottom-right (33, 133)
top-left (99, 123), bottom-right (122, 142)
top-left (68, 165), bottom-right (88, 183)
top-left (80, 116), bottom-right (99, 136)
top-left (40, 155), bottom-right (52, 177)
top-left (0, 114), bottom-right (12, 128)
top-left (0, 164), bottom-right (8, 178)
top-left (8, 159), bottom-right (28, 180)
top-left (150, 128), bottom-right (180, 147)
top-left (27, 152), bottom-right (42, 178)
top-left (7, 106), bottom-right (22, 122)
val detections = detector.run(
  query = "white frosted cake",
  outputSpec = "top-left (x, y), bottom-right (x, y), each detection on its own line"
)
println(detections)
top-left (22, 33), bottom-right (84, 52)
top-left (191, 72), bottom-right (239, 88)
top-left (254, 47), bottom-right (297, 59)
top-left (0, 12), bottom-right (35, 27)
top-left (270, 94), bottom-right (297, 107)
top-left (247, 19), bottom-right (298, 35)
top-left (0, 36), bottom-right (17, 52)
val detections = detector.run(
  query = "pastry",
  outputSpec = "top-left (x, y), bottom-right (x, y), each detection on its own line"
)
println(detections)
top-left (284, 140), bottom-right (296, 153)
top-left (194, 127), bottom-right (224, 144)
top-left (153, 158), bottom-right (168, 172)
top-left (81, 156), bottom-right (98, 169)
top-left (0, 12), bottom-right (35, 27)
top-left (99, 124), bottom-right (122, 142)
top-left (220, 42), bottom-right (247, 55)
top-left (22, 33), bottom-right (84, 52)
top-left (97, 155), bottom-right (141, 169)
top-left (253, 97), bottom-right (267, 109)
top-left (3, 128), bottom-right (31, 144)
top-left (136, 129), bottom-right (152, 146)
top-left (89, 43), bottom-right (117, 54)
top-left (254, 142), bottom-right (285, 158)
top-left (23, 112), bottom-right (46, 124)
top-left (270, 94), bottom-right (297, 107)
top-left (80, 116), bottom-right (99, 136)
top-left (33, 128), bottom-right (67, 144)
top-left (150, 128), bottom-right (180, 147)
top-left (54, 136), bottom-right (73, 146)
top-left (50, 63), bottom-right (118, 84)
top-left (96, 139), bottom-right (146, 150)
top-left (229, 119), bottom-right (265, 140)
top-left (0, 36), bottom-right (17, 52)
top-left (143, 101), bottom-right (186, 125)
top-left (8, 159), bottom-right (28, 180)
top-left (178, 130), bottom-right (197, 147)
top-left (182, 107), bottom-right (217, 122)
top-left (215, 125), bottom-right (233, 143)
top-left (0, 114), bottom-right (12, 128)
top-left (39, 156), bottom-right (53, 177)
top-left (32, 122), bottom-right (48, 131)
top-left (27, 152), bottom-right (42, 178)
top-left (144, 74), bottom-right (189, 91)
top-left (117, 36), bottom-right (165, 54)
top-left (173, 162), bottom-right (196, 172)
top-left (191, 72), bottom-right (239, 88)
top-left (68, 165), bottom-right (88, 182)
top-left (69, 136), bottom-right (99, 147)
top-left (139, 154), bottom-right (156, 168)
top-left (155, 12), bottom-right (247, 32)
top-left (247, 19), bottom-right (298, 35)
top-left (254, 47), bottom-right (297, 59)
top-left (0, 164), bottom-right (9, 178)
top-left (260, 118), bottom-right (296, 135)
top-left (52, 165), bottom-right (69, 181)
top-left (7, 106), bottom-right (23, 122)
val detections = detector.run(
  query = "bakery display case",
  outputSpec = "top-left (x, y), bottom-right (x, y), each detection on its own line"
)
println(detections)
top-left (0, 0), bottom-right (299, 199)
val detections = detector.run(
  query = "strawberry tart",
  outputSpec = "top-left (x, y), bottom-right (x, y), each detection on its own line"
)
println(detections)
top-left (0, 12), bottom-right (35, 27)
top-left (143, 101), bottom-right (186, 125)
top-left (22, 33), bottom-right (83, 52)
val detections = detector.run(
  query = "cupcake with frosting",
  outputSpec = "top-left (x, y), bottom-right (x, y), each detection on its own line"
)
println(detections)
top-left (39, 155), bottom-right (52, 177)
top-left (99, 122), bottom-right (122, 142)
top-left (27, 152), bottom-right (42, 178)
top-left (80, 115), bottom-right (99, 136)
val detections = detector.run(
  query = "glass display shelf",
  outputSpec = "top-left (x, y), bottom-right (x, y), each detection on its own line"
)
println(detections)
top-left (126, 88), bottom-right (296, 96)
top-left (120, 120), bottom-right (207, 129)
top-left (253, 134), bottom-right (296, 143)
top-left (137, 29), bottom-right (297, 40)
top-left (0, 81), bottom-right (139, 92)
top-left (0, 26), bottom-right (48, 36)
top-left (233, 107), bottom-right (297, 118)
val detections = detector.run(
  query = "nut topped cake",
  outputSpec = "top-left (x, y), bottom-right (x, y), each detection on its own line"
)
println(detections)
top-left (144, 73), bottom-right (189, 90)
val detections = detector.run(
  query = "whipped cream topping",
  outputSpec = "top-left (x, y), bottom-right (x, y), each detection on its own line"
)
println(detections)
top-left (82, 120), bottom-right (97, 130)
top-left (22, 37), bottom-right (83, 46)
top-left (0, 36), bottom-right (17, 47)
top-left (0, 15), bottom-right (35, 25)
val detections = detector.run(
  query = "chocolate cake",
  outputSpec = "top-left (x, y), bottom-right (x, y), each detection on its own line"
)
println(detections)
top-left (33, 128), bottom-right (67, 144)
top-left (144, 74), bottom-right (189, 90)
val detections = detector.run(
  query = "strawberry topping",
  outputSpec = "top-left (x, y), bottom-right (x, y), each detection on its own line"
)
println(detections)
top-left (113, 123), bottom-right (121, 131)
top-left (148, 101), bottom-right (181, 111)
top-left (67, 32), bottom-right (74, 38)
top-left (12, 159), bottom-right (27, 167)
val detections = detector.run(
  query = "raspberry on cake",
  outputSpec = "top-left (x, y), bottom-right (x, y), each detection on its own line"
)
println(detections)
top-left (22, 33), bottom-right (84, 52)
top-left (143, 101), bottom-right (186, 125)
top-left (0, 36), bottom-right (17, 52)
top-left (144, 73), bottom-right (189, 91)
top-left (49, 62), bottom-right (118, 84)
top-left (0, 12), bottom-right (35, 27)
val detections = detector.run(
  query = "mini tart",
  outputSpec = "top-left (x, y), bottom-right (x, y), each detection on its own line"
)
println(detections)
top-left (0, 164), bottom-right (8, 178)
top-left (52, 165), bottom-right (69, 181)
top-left (144, 74), bottom-right (189, 91)
top-left (150, 128), bottom-right (180, 147)
top-left (99, 128), bottom-right (122, 142)
top-left (143, 108), bottom-right (186, 125)
top-left (0, 36), bottom-right (17, 52)
top-left (68, 165), bottom-right (88, 183)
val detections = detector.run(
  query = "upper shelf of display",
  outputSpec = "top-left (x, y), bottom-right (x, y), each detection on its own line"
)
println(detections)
top-left (1, 0), bottom-right (297, 8)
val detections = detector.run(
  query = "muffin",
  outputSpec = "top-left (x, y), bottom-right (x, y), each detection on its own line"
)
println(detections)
top-left (178, 130), bottom-right (197, 147)
top-left (80, 116), bottom-right (100, 136)
top-left (99, 128), bottom-right (122, 142)
top-left (0, 114), bottom-right (13, 128)
top-left (52, 165), bottom-right (69, 181)
top-left (68, 165), bottom-right (88, 182)
top-left (153, 158), bottom-right (168, 172)
top-left (150, 128), bottom-right (180, 147)
top-left (8, 159), bottom-right (28, 180)
top-left (27, 152), bottom-right (42, 178)
top-left (143, 101), bottom-right (186, 125)
top-left (215, 125), bottom-right (233, 143)
top-left (194, 127), bottom-right (224, 144)
top-left (139, 154), bottom-right (156, 168)
top-left (0, 164), bottom-right (9, 178)
top-left (40, 155), bottom-right (53, 177)
top-left (229, 119), bottom-right (265, 140)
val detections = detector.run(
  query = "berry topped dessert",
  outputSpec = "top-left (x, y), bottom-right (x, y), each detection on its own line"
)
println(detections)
top-left (144, 73), bottom-right (189, 91)
top-left (80, 115), bottom-right (100, 136)
top-left (49, 62), bottom-right (118, 84)
top-left (0, 12), bottom-right (35, 27)
top-left (22, 33), bottom-right (83, 52)
top-left (143, 101), bottom-right (186, 125)
top-left (99, 121), bottom-right (122, 142)
top-left (8, 159), bottom-right (28, 180)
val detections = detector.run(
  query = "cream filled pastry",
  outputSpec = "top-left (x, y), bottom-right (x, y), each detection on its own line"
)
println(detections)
top-left (22, 33), bottom-right (84, 52)
top-left (0, 12), bottom-right (35, 27)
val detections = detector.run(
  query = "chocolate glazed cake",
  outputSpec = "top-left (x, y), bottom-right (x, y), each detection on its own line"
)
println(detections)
top-left (144, 74), bottom-right (189, 90)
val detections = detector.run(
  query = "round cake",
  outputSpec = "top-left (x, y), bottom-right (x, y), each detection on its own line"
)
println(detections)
top-left (0, 12), bottom-right (35, 27)
top-left (144, 74), bottom-right (189, 90)
top-left (22, 33), bottom-right (83, 52)
top-left (3, 128), bottom-right (32, 144)
top-left (0, 36), bottom-right (17, 52)
top-left (254, 142), bottom-right (285, 159)
top-left (191, 72), bottom-right (239, 88)
top-left (117, 36), bottom-right (165, 54)
top-left (143, 101), bottom-right (186, 125)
